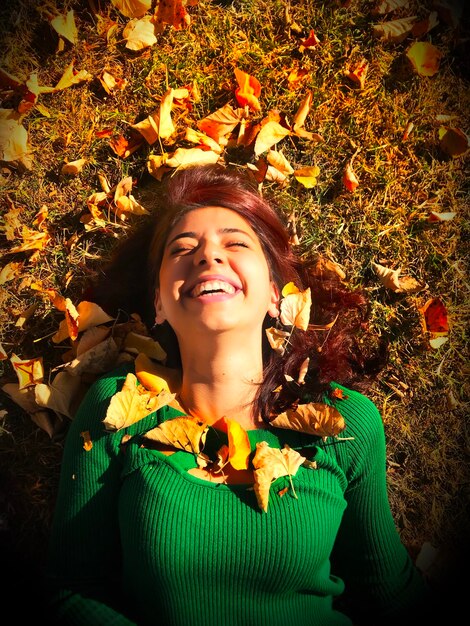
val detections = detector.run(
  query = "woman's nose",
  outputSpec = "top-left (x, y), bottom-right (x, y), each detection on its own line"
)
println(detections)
top-left (193, 241), bottom-right (224, 265)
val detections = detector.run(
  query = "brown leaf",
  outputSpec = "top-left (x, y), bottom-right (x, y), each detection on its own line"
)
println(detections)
top-left (61, 158), bottom-right (87, 175)
top-left (438, 126), bottom-right (469, 158)
top-left (144, 416), bottom-right (208, 453)
top-left (252, 442), bottom-right (306, 512)
top-left (372, 16), bottom-right (417, 42)
top-left (371, 261), bottom-right (426, 293)
top-left (270, 403), bottom-right (346, 440)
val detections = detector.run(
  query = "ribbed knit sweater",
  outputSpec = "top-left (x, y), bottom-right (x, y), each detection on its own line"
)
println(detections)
top-left (45, 362), bottom-right (430, 625)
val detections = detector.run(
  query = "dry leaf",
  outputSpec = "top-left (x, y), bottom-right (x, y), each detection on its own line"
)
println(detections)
top-left (81, 430), bottom-right (93, 451)
top-left (294, 166), bottom-right (320, 188)
top-left (411, 11), bottom-right (439, 37)
top-left (254, 120), bottom-right (291, 156)
top-left (50, 10), bottom-right (78, 44)
top-left (299, 29), bottom-right (320, 52)
top-left (418, 298), bottom-right (449, 349)
top-left (10, 354), bottom-right (44, 390)
top-left (343, 161), bottom-right (359, 192)
top-left (225, 418), bottom-right (251, 470)
top-left (144, 416), bottom-right (208, 453)
top-left (2, 383), bottom-right (42, 414)
top-left (61, 158), bottom-right (87, 175)
top-left (344, 58), bottom-right (369, 89)
top-left (76, 326), bottom-right (111, 356)
top-left (292, 90), bottom-right (312, 129)
top-left (111, 0), bottom-right (152, 18)
top-left (0, 261), bottom-right (22, 285)
top-left (280, 285), bottom-right (311, 331)
top-left (123, 16), bottom-right (157, 50)
top-left (197, 104), bottom-right (244, 145)
top-left (34, 371), bottom-right (85, 419)
top-left (372, 0), bottom-right (409, 15)
top-left (406, 42), bottom-right (441, 77)
top-left (234, 68), bottom-right (261, 111)
top-left (0, 110), bottom-right (32, 169)
top-left (55, 62), bottom-right (93, 90)
top-left (65, 337), bottom-right (120, 376)
top-left (371, 261), bottom-right (426, 293)
top-left (0, 343), bottom-right (8, 360)
top-left (427, 211), bottom-right (456, 223)
top-left (123, 332), bottom-right (167, 361)
top-left (438, 127), bottom-right (469, 158)
top-left (154, 0), bottom-right (192, 31)
top-left (372, 16), bottom-right (417, 42)
top-left (103, 372), bottom-right (171, 430)
top-left (270, 403), bottom-right (346, 439)
top-left (165, 147), bottom-right (220, 169)
top-left (252, 442), bottom-right (305, 512)
top-left (265, 327), bottom-right (291, 355)
top-left (184, 128), bottom-right (223, 153)
top-left (99, 70), bottom-right (128, 94)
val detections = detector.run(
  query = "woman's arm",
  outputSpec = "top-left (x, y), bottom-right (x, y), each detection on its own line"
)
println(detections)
top-left (45, 365), bottom-right (136, 625)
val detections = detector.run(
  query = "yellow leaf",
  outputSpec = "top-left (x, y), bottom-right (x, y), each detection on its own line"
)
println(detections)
top-left (0, 262), bottom-right (22, 285)
top-left (111, 0), bottom-right (152, 18)
top-left (165, 147), bottom-right (220, 169)
top-left (50, 10), bottom-right (78, 44)
top-left (144, 416), bottom-right (209, 453)
top-left (124, 332), bottom-right (167, 361)
top-left (0, 110), bottom-right (32, 169)
top-left (254, 120), bottom-right (291, 156)
top-left (55, 62), bottom-right (93, 90)
top-left (265, 327), bottom-right (290, 355)
top-left (406, 42), bottom-right (441, 77)
top-left (252, 442), bottom-right (305, 512)
top-left (61, 158), bottom-right (87, 175)
top-left (184, 128), bottom-right (223, 153)
top-left (266, 150), bottom-right (294, 175)
top-left (103, 373), bottom-right (172, 430)
top-left (225, 418), bottom-right (251, 470)
top-left (135, 352), bottom-right (181, 393)
top-left (10, 354), bottom-right (44, 390)
top-left (292, 90), bottom-right (312, 129)
top-left (281, 282), bottom-right (301, 297)
top-left (294, 166), bottom-right (320, 188)
top-left (270, 403), bottom-right (346, 439)
top-left (123, 16), bottom-right (157, 50)
top-left (80, 430), bottom-right (93, 451)
top-left (280, 287), bottom-right (311, 330)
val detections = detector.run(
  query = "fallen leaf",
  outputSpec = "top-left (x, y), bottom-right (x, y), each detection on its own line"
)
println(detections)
top-left (234, 68), bottom-right (261, 111)
top-left (197, 104), bottom-right (244, 145)
top-left (438, 126), bottom-right (469, 158)
top-left (154, 0), bottom-right (192, 31)
top-left (292, 90), bottom-right (312, 130)
top-left (144, 415), bottom-right (208, 453)
top-left (35, 371), bottom-right (85, 419)
top-left (184, 127), bottom-right (222, 153)
top-left (99, 70), bottom-right (128, 94)
top-left (343, 161), bottom-right (359, 192)
top-left (225, 418), bottom-right (251, 470)
top-left (76, 326), bottom-right (111, 356)
top-left (344, 58), bottom-right (369, 89)
top-left (270, 402), bottom-right (346, 439)
top-left (411, 11), bottom-right (439, 37)
top-left (0, 343), bottom-right (7, 360)
top-left (254, 120), bottom-right (291, 156)
top-left (61, 158), bottom-right (87, 175)
top-left (371, 261), bottom-right (426, 293)
top-left (0, 261), bottom-right (22, 285)
top-left (252, 442), bottom-right (306, 512)
top-left (372, 16), bottom-right (417, 42)
top-left (55, 62), bottom-right (93, 90)
top-left (299, 29), bottom-right (320, 52)
top-left (265, 327), bottom-right (291, 355)
top-left (124, 332), bottom-right (167, 361)
top-left (280, 284), bottom-right (311, 330)
top-left (372, 0), bottom-right (409, 15)
top-left (418, 297), bottom-right (449, 349)
top-left (0, 109), bottom-right (32, 169)
top-left (80, 430), bottom-right (93, 451)
top-left (111, 0), bottom-right (152, 18)
top-left (165, 147), bottom-right (220, 169)
top-left (10, 354), bottom-right (44, 390)
top-left (2, 382), bottom-right (42, 414)
top-left (294, 166), bottom-right (320, 188)
top-left (123, 16), bottom-right (157, 50)
top-left (427, 211), bottom-right (456, 223)
top-left (406, 42), bottom-right (441, 77)
top-left (50, 10), bottom-right (78, 44)
top-left (65, 337), bottom-right (120, 376)
top-left (103, 372), bottom-right (171, 430)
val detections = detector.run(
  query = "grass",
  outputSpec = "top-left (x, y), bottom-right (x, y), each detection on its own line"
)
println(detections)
top-left (0, 0), bottom-right (469, 598)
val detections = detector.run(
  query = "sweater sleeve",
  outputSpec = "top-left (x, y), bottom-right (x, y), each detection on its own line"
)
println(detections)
top-left (45, 365), bottom-right (137, 625)
top-left (328, 389), bottom-right (433, 625)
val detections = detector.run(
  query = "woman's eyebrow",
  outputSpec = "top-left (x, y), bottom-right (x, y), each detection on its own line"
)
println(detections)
top-left (167, 227), bottom-right (254, 246)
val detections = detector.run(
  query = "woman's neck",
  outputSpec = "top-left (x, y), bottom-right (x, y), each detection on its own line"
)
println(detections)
top-left (177, 335), bottom-right (265, 429)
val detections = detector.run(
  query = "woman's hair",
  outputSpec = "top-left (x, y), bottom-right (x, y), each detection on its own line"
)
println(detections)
top-left (88, 164), bottom-right (386, 420)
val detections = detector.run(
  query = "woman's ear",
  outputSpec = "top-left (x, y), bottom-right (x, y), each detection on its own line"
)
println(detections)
top-left (267, 282), bottom-right (280, 318)
top-left (154, 289), bottom-right (166, 325)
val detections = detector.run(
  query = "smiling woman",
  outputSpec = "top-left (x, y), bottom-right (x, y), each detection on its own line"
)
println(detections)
top-left (44, 164), bottom-right (435, 625)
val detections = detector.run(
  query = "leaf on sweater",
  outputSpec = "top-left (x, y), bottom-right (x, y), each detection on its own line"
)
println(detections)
top-left (252, 442), bottom-right (305, 512)
top-left (270, 403), bottom-right (346, 440)
top-left (143, 416), bottom-right (208, 454)
top-left (103, 373), bottom-right (174, 430)
top-left (226, 418), bottom-right (251, 470)
top-left (135, 352), bottom-right (181, 393)
top-left (80, 430), bottom-right (93, 451)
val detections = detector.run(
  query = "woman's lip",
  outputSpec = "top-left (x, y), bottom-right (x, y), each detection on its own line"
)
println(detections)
top-left (185, 274), bottom-right (242, 294)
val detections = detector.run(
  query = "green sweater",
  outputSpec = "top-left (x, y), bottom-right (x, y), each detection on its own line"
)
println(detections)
top-left (45, 363), bottom-right (430, 625)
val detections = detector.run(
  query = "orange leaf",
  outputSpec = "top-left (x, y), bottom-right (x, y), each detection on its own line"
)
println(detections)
top-left (234, 68), bottom-right (261, 111)
top-left (80, 430), bottom-right (93, 451)
top-left (265, 327), bottom-right (291, 355)
top-left (343, 161), bottom-right (359, 192)
top-left (154, 0), bottom-right (192, 31)
top-left (418, 298), bottom-right (449, 349)
top-left (10, 354), bottom-right (44, 390)
top-left (135, 352), bottom-right (181, 394)
top-left (197, 104), bottom-right (244, 144)
top-left (294, 166), bottom-right (320, 188)
top-left (299, 29), bottom-right (320, 52)
top-left (225, 418), bottom-right (251, 470)
top-left (344, 58), bottom-right (369, 89)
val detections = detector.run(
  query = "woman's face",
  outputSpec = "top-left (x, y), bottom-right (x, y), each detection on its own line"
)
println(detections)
top-left (155, 206), bottom-right (279, 338)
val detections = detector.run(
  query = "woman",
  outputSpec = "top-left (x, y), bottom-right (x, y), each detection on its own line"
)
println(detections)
top-left (45, 165), bottom-right (431, 625)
